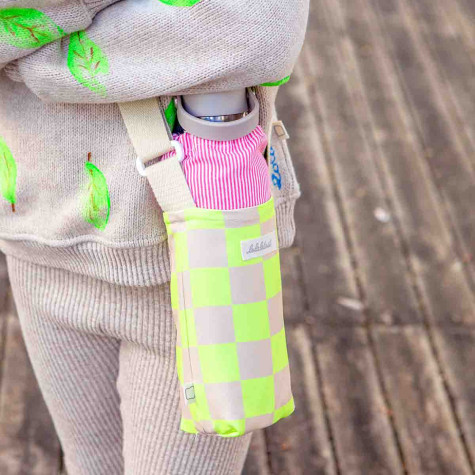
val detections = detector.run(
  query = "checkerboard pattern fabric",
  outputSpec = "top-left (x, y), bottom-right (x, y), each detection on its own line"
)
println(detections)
top-left (164, 197), bottom-right (294, 437)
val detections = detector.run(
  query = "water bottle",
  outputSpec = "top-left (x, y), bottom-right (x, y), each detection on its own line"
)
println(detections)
top-left (177, 89), bottom-right (260, 141)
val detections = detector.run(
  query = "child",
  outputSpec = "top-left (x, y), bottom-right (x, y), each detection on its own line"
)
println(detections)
top-left (0, 1), bottom-right (308, 473)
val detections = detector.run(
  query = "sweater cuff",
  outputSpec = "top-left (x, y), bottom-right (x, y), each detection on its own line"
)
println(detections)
top-left (82, 0), bottom-right (121, 17)
top-left (276, 196), bottom-right (299, 249)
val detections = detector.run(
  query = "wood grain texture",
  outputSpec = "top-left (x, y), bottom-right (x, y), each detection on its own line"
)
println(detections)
top-left (276, 63), bottom-right (361, 326)
top-left (433, 327), bottom-right (475, 466)
top-left (370, 0), bottom-right (475, 291)
top-left (302, 0), bottom-right (421, 325)
top-left (373, 326), bottom-right (472, 474)
top-left (242, 430), bottom-right (270, 475)
top-left (315, 325), bottom-right (403, 474)
top-left (341, 0), bottom-right (475, 325)
top-left (3, 0), bottom-right (475, 472)
top-left (265, 325), bottom-right (337, 475)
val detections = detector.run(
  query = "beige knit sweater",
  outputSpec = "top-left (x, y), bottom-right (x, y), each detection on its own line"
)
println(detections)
top-left (0, 0), bottom-right (308, 285)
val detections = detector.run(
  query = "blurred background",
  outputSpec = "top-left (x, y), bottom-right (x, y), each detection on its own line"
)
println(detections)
top-left (2, 0), bottom-right (475, 473)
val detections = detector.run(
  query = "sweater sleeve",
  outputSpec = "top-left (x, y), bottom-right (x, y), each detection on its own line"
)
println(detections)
top-left (0, 0), bottom-right (122, 68)
top-left (5, 0), bottom-right (309, 104)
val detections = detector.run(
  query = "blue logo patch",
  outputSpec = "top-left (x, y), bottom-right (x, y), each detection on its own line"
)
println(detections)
top-left (270, 146), bottom-right (282, 190)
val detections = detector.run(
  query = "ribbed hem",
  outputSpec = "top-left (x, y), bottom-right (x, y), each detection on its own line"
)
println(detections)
top-left (81, 0), bottom-right (121, 16)
top-left (0, 239), bottom-right (171, 287)
top-left (0, 197), bottom-right (297, 286)
top-left (276, 196), bottom-right (299, 248)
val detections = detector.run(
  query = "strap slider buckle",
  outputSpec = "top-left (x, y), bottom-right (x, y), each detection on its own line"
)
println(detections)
top-left (136, 140), bottom-right (185, 177)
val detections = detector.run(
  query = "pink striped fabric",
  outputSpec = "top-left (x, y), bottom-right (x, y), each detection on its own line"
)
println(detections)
top-left (163, 126), bottom-right (271, 210)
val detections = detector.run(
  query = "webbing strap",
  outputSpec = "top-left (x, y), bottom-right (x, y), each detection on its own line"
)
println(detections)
top-left (118, 98), bottom-right (196, 212)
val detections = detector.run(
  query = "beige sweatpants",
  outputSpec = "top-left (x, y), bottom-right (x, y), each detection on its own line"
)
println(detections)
top-left (6, 255), bottom-right (251, 475)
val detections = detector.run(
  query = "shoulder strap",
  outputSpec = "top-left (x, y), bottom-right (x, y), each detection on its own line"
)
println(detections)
top-left (118, 98), bottom-right (196, 212)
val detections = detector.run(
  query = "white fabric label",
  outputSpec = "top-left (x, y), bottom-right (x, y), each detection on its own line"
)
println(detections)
top-left (241, 231), bottom-right (278, 261)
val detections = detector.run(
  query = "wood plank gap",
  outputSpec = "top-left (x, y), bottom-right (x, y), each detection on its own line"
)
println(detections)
top-left (373, 326), bottom-right (472, 474)
top-left (451, 0), bottom-right (475, 51)
top-left (347, 0), bottom-right (475, 327)
top-left (342, 0), bottom-right (475, 452)
top-left (307, 0), bottom-right (422, 325)
top-left (294, 324), bottom-right (340, 475)
top-left (277, 63), bottom-right (361, 326)
top-left (370, 0), bottom-right (475, 297)
top-left (263, 323), bottom-right (338, 474)
top-left (327, 0), bottom-right (433, 325)
top-left (396, 0), bottom-right (475, 178)
top-left (366, 0), bottom-right (475, 469)
top-left (406, 0), bottom-right (475, 161)
top-left (300, 32), bottom-right (408, 475)
top-left (293, 320), bottom-right (475, 330)
top-left (307, 0), bottom-right (436, 467)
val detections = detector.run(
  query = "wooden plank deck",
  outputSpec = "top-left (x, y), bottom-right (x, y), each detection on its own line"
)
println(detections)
top-left (2, 0), bottom-right (475, 473)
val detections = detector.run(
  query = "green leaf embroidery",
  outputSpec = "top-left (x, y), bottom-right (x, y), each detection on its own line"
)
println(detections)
top-left (165, 98), bottom-right (177, 131)
top-left (67, 30), bottom-right (109, 97)
top-left (157, 0), bottom-right (202, 6)
top-left (82, 153), bottom-right (110, 231)
top-left (261, 75), bottom-right (291, 87)
top-left (0, 8), bottom-right (64, 49)
top-left (0, 137), bottom-right (17, 213)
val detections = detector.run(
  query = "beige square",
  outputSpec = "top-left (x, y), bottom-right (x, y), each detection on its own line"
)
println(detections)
top-left (237, 340), bottom-right (273, 379)
top-left (205, 381), bottom-right (244, 420)
top-left (260, 217), bottom-right (276, 235)
top-left (229, 263), bottom-right (266, 304)
top-left (224, 207), bottom-right (260, 228)
top-left (198, 420), bottom-right (215, 433)
top-left (268, 292), bottom-right (284, 336)
top-left (194, 306), bottom-right (235, 345)
top-left (188, 346), bottom-right (203, 384)
top-left (187, 228), bottom-right (228, 269)
top-left (274, 365), bottom-right (292, 409)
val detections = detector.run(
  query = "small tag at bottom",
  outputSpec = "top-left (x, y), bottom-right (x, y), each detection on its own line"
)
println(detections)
top-left (184, 383), bottom-right (196, 404)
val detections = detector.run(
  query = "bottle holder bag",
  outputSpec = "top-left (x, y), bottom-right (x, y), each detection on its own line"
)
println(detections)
top-left (119, 97), bottom-right (294, 437)
top-left (166, 197), bottom-right (293, 437)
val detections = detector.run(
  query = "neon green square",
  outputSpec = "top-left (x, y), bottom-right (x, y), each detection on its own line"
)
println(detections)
top-left (170, 273), bottom-right (179, 310)
top-left (188, 383), bottom-right (211, 421)
top-left (213, 419), bottom-right (246, 437)
top-left (174, 232), bottom-right (189, 272)
top-left (257, 198), bottom-right (275, 223)
top-left (180, 418), bottom-right (198, 434)
top-left (184, 208), bottom-right (226, 230)
top-left (176, 346), bottom-right (183, 383)
top-left (242, 376), bottom-right (275, 418)
top-left (190, 268), bottom-right (231, 308)
top-left (233, 301), bottom-right (270, 342)
top-left (179, 309), bottom-right (197, 347)
top-left (271, 328), bottom-right (289, 373)
top-left (226, 224), bottom-right (262, 267)
top-left (273, 396), bottom-right (295, 423)
top-left (263, 253), bottom-right (282, 298)
top-left (198, 343), bottom-right (240, 383)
